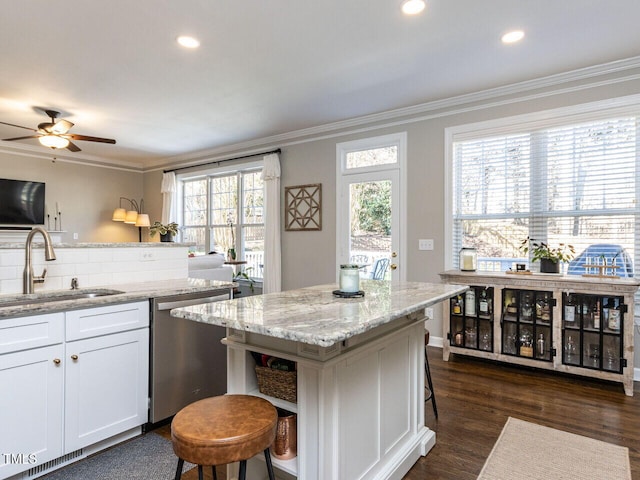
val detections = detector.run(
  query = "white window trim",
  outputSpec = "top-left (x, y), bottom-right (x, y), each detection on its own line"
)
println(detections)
top-left (336, 132), bottom-right (408, 282)
top-left (444, 95), bottom-right (640, 270)
top-left (177, 160), bottom-right (263, 253)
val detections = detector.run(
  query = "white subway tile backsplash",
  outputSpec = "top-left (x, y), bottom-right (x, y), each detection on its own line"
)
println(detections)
top-left (0, 245), bottom-right (189, 295)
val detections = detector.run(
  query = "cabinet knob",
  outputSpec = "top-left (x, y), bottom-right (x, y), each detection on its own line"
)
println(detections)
top-left (71, 354), bottom-right (79, 361)
top-left (53, 358), bottom-right (61, 365)
top-left (390, 263), bottom-right (397, 270)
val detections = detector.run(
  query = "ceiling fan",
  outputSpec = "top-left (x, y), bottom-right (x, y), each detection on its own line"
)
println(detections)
top-left (0, 109), bottom-right (116, 152)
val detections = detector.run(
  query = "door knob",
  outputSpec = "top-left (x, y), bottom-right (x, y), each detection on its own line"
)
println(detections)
top-left (390, 263), bottom-right (398, 270)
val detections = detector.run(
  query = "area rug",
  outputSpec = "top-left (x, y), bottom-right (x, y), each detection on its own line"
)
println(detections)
top-left (39, 432), bottom-right (195, 480)
top-left (477, 417), bottom-right (631, 480)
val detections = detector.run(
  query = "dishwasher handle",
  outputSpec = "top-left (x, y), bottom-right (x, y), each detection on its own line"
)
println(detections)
top-left (157, 294), bottom-right (230, 311)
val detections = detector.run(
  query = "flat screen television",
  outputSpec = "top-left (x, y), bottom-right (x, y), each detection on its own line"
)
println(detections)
top-left (0, 178), bottom-right (46, 227)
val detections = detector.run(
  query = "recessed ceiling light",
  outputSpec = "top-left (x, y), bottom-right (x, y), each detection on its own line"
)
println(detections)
top-left (501, 30), bottom-right (525, 44)
top-left (401, 0), bottom-right (426, 15)
top-left (177, 36), bottom-right (200, 49)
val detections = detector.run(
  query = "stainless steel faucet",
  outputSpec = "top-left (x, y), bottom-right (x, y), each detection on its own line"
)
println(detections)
top-left (23, 226), bottom-right (57, 294)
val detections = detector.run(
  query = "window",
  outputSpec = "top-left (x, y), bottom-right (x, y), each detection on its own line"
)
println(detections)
top-left (451, 114), bottom-right (639, 274)
top-left (181, 167), bottom-right (264, 279)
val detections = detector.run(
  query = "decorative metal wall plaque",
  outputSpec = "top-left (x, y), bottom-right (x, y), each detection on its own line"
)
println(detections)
top-left (285, 183), bottom-right (322, 231)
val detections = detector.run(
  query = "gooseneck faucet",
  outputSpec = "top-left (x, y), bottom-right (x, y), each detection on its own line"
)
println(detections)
top-left (23, 226), bottom-right (57, 294)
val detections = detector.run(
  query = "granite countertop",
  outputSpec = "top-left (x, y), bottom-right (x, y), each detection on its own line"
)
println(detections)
top-left (0, 278), bottom-right (236, 318)
top-left (171, 280), bottom-right (468, 347)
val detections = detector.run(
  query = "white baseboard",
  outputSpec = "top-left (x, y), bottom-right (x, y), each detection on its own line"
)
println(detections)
top-left (429, 335), bottom-right (640, 383)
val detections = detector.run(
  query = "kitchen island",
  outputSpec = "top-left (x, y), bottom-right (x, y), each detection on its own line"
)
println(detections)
top-left (171, 280), bottom-right (467, 480)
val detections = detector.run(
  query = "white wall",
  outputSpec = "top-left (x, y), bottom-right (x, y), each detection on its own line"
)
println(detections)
top-left (0, 151), bottom-right (144, 243)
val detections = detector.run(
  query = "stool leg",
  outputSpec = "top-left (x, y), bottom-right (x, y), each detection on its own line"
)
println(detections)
top-left (424, 345), bottom-right (438, 418)
top-left (174, 458), bottom-right (184, 480)
top-left (264, 448), bottom-right (276, 480)
top-left (212, 465), bottom-right (218, 480)
top-left (239, 460), bottom-right (247, 480)
top-left (197, 465), bottom-right (203, 480)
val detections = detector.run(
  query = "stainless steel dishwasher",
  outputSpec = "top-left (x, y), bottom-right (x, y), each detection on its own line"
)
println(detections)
top-left (150, 289), bottom-right (231, 424)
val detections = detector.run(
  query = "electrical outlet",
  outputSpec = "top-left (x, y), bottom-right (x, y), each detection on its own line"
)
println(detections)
top-left (425, 307), bottom-right (434, 320)
top-left (140, 251), bottom-right (155, 262)
top-left (419, 239), bottom-right (434, 251)
top-left (73, 233), bottom-right (78, 240)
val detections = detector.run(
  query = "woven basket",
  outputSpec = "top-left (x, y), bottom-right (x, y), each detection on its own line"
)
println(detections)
top-left (255, 366), bottom-right (297, 403)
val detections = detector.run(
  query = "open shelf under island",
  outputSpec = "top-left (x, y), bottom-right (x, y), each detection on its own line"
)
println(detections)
top-left (171, 280), bottom-right (467, 480)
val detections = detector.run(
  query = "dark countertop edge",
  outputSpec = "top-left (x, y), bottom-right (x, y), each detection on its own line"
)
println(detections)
top-left (0, 279), bottom-right (236, 319)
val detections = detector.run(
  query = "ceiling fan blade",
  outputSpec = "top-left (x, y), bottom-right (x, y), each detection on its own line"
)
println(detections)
top-left (66, 141), bottom-right (81, 152)
top-left (67, 133), bottom-right (116, 144)
top-left (3, 135), bottom-right (41, 141)
top-left (52, 119), bottom-right (73, 135)
top-left (0, 121), bottom-right (37, 132)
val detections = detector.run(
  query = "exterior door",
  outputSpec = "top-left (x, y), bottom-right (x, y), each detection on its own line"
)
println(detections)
top-left (337, 133), bottom-right (406, 283)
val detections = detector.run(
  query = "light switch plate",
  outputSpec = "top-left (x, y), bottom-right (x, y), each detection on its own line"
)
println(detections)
top-left (419, 239), bottom-right (434, 251)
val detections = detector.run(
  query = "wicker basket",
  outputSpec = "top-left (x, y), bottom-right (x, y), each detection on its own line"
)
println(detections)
top-left (255, 365), bottom-right (297, 403)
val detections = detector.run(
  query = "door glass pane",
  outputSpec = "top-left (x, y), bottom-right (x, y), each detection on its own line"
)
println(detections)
top-left (346, 146), bottom-right (397, 169)
top-left (349, 180), bottom-right (392, 280)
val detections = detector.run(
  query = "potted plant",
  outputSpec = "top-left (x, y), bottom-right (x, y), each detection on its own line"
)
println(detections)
top-left (150, 221), bottom-right (179, 242)
top-left (233, 266), bottom-right (255, 294)
top-left (226, 215), bottom-right (236, 260)
top-left (520, 237), bottom-right (575, 273)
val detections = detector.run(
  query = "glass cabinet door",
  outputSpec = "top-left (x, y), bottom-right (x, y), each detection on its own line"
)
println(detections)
top-left (449, 286), bottom-right (494, 352)
top-left (562, 293), bottom-right (625, 373)
top-left (501, 288), bottom-right (553, 362)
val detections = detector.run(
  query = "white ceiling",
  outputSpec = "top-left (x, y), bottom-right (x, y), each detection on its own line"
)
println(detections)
top-left (2, 0), bottom-right (640, 170)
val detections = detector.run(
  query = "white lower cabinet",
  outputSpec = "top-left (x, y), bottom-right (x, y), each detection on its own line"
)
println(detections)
top-left (0, 301), bottom-right (149, 480)
top-left (64, 328), bottom-right (149, 452)
top-left (0, 344), bottom-right (64, 479)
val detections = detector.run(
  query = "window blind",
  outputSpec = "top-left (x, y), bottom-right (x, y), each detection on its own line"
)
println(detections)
top-left (452, 116), bottom-right (638, 275)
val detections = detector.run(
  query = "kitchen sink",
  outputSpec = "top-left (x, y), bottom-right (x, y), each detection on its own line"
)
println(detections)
top-left (0, 289), bottom-right (125, 308)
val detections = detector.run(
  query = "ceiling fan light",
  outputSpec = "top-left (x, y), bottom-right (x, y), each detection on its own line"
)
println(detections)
top-left (401, 0), bottom-right (426, 15)
top-left (39, 134), bottom-right (69, 149)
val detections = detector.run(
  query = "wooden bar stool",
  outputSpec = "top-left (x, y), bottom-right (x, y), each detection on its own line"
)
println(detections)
top-left (171, 394), bottom-right (278, 480)
top-left (424, 330), bottom-right (438, 418)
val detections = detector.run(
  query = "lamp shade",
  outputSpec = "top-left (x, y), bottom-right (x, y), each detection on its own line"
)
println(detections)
top-left (135, 213), bottom-right (150, 227)
top-left (39, 134), bottom-right (70, 149)
top-left (124, 210), bottom-right (138, 224)
top-left (112, 207), bottom-right (127, 222)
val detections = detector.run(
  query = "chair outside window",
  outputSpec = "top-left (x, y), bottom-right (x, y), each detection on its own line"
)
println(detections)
top-left (567, 244), bottom-right (634, 277)
top-left (369, 258), bottom-right (390, 280)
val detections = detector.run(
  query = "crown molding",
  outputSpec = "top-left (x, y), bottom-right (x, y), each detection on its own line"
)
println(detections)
top-left (0, 142), bottom-right (144, 173)
top-left (150, 55), bottom-right (640, 172)
top-left (6, 55), bottom-right (640, 174)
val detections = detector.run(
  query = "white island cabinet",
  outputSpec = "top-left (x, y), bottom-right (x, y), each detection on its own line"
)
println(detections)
top-left (172, 280), bottom-right (467, 480)
top-left (0, 301), bottom-right (148, 480)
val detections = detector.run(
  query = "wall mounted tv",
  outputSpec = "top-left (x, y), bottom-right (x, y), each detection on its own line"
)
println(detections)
top-left (0, 178), bottom-right (46, 228)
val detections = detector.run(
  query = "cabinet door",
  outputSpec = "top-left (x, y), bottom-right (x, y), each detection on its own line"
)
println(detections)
top-left (562, 293), bottom-right (625, 373)
top-left (0, 344), bottom-right (64, 478)
top-left (449, 286), bottom-right (494, 351)
top-left (501, 288), bottom-right (553, 362)
top-left (64, 328), bottom-right (149, 451)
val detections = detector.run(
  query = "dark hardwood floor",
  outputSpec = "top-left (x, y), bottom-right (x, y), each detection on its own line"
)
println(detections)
top-left (155, 347), bottom-right (640, 479)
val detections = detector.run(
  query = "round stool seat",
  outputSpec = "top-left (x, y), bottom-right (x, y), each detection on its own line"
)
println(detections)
top-left (171, 395), bottom-right (277, 467)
